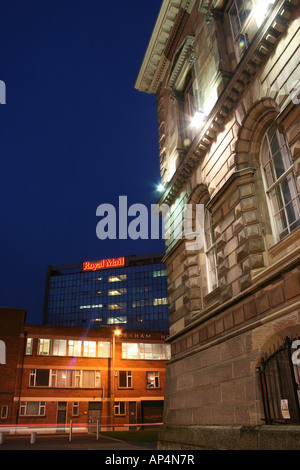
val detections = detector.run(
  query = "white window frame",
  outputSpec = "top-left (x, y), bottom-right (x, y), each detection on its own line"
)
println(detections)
top-left (260, 124), bottom-right (300, 243)
top-left (228, 0), bottom-right (252, 61)
top-left (20, 401), bottom-right (46, 416)
top-left (68, 340), bottom-right (82, 357)
top-left (146, 371), bottom-right (160, 388)
top-left (37, 338), bottom-right (51, 356)
top-left (204, 209), bottom-right (219, 293)
top-left (119, 371), bottom-right (132, 388)
top-left (114, 401), bottom-right (126, 416)
top-left (1, 405), bottom-right (8, 419)
top-left (72, 402), bottom-right (79, 416)
top-left (53, 339), bottom-right (67, 356)
top-left (83, 341), bottom-right (96, 357)
top-left (97, 341), bottom-right (111, 358)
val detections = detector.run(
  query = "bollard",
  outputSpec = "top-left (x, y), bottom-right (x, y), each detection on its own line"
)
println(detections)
top-left (69, 420), bottom-right (72, 442)
top-left (0, 432), bottom-right (4, 445)
top-left (30, 432), bottom-right (36, 444)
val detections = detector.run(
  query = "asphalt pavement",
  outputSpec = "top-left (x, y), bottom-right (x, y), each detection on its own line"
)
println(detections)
top-left (0, 432), bottom-right (157, 450)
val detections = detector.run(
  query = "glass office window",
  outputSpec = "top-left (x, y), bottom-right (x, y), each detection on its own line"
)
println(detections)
top-left (68, 340), bottom-right (82, 357)
top-left (53, 339), bottom-right (67, 356)
top-left (37, 339), bottom-right (51, 356)
top-left (83, 341), bottom-right (96, 357)
top-left (97, 341), bottom-right (111, 357)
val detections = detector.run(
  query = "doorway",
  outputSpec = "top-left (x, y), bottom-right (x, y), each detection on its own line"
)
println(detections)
top-left (88, 402), bottom-right (102, 433)
top-left (129, 401), bottom-right (137, 430)
top-left (56, 402), bottom-right (67, 433)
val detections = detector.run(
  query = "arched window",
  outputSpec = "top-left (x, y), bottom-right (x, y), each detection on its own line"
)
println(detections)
top-left (204, 209), bottom-right (218, 293)
top-left (260, 124), bottom-right (300, 242)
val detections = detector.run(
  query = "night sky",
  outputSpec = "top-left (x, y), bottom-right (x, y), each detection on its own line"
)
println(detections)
top-left (0, 0), bottom-right (165, 325)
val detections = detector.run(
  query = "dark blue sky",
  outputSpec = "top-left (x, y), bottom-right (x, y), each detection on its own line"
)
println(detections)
top-left (0, 0), bottom-right (164, 324)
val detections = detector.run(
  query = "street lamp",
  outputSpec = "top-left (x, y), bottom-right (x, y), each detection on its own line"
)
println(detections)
top-left (111, 328), bottom-right (121, 431)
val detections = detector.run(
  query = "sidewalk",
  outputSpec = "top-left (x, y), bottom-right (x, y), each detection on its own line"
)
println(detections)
top-left (0, 432), bottom-right (158, 450)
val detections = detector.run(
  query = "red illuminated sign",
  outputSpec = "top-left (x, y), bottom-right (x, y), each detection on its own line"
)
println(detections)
top-left (83, 257), bottom-right (125, 272)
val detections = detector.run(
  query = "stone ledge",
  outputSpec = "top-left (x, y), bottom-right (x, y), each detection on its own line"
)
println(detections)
top-left (158, 424), bottom-right (300, 450)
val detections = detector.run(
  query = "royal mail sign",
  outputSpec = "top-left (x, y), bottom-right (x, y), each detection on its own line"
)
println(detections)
top-left (83, 257), bottom-right (125, 272)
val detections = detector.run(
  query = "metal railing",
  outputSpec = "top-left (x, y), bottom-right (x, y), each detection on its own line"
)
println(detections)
top-left (258, 336), bottom-right (300, 425)
top-left (0, 421), bottom-right (162, 445)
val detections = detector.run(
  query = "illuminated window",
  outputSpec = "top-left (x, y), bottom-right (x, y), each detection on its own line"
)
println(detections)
top-left (147, 371), bottom-right (160, 388)
top-left (37, 338), bottom-right (51, 356)
top-left (83, 341), bottom-right (96, 357)
top-left (108, 288), bottom-right (127, 296)
top-left (108, 275), bottom-right (127, 282)
top-left (140, 343), bottom-right (170, 360)
top-left (260, 124), bottom-right (300, 242)
top-left (153, 297), bottom-right (168, 306)
top-left (79, 304), bottom-right (103, 309)
top-left (53, 339), bottom-right (67, 356)
top-left (68, 340), bottom-right (82, 357)
top-left (122, 343), bottom-right (139, 359)
top-left (153, 269), bottom-right (167, 277)
top-left (107, 316), bottom-right (127, 324)
top-left (122, 343), bottom-right (170, 360)
top-left (204, 209), bottom-right (219, 293)
top-left (25, 338), bottom-right (33, 355)
top-left (108, 302), bottom-right (126, 310)
top-left (229, 0), bottom-right (251, 60)
top-left (97, 341), bottom-right (111, 357)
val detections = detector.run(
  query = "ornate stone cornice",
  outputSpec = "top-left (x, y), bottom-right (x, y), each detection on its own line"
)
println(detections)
top-left (166, 35), bottom-right (195, 90)
top-left (158, 0), bottom-right (300, 206)
top-left (135, 0), bottom-right (197, 94)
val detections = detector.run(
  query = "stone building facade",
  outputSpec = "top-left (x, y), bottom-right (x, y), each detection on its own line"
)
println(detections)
top-left (135, 0), bottom-right (300, 449)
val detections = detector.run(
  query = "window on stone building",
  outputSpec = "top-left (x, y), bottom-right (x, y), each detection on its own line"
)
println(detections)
top-left (204, 209), bottom-right (219, 293)
top-left (260, 124), bottom-right (300, 242)
top-left (228, 0), bottom-right (252, 60)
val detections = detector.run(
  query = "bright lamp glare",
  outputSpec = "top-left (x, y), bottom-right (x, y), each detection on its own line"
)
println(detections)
top-left (157, 184), bottom-right (165, 192)
top-left (253, 0), bottom-right (275, 26)
top-left (191, 110), bottom-right (206, 128)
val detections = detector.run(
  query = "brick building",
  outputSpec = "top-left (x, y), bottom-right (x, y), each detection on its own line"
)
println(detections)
top-left (0, 308), bottom-right (169, 431)
top-left (136, 0), bottom-right (300, 450)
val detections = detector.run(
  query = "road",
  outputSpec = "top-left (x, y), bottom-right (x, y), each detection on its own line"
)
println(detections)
top-left (0, 432), bottom-right (157, 451)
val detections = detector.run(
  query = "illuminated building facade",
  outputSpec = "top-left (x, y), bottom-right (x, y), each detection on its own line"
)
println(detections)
top-left (43, 253), bottom-right (169, 332)
top-left (136, 0), bottom-right (300, 450)
top-left (0, 308), bottom-right (169, 430)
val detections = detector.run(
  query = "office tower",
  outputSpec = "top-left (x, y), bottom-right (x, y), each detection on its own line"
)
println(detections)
top-left (43, 253), bottom-right (169, 332)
